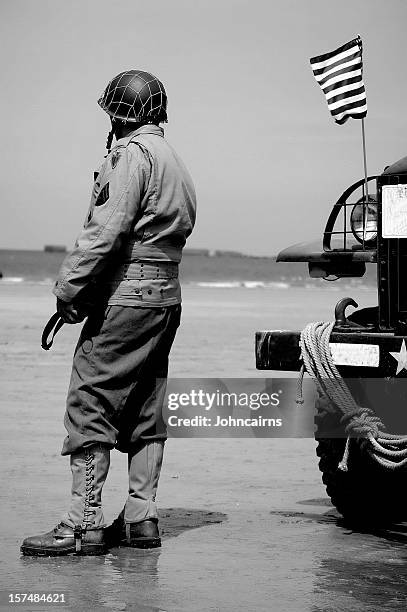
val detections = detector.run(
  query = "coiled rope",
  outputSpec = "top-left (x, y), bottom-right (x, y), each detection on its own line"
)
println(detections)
top-left (297, 321), bottom-right (407, 471)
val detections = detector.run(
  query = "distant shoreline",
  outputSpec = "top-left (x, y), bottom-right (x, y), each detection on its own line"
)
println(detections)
top-left (0, 247), bottom-right (278, 260)
top-left (0, 248), bottom-right (377, 288)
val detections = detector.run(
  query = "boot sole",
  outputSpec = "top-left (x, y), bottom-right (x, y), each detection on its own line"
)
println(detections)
top-left (125, 537), bottom-right (161, 549)
top-left (20, 544), bottom-right (107, 557)
top-left (107, 536), bottom-right (162, 549)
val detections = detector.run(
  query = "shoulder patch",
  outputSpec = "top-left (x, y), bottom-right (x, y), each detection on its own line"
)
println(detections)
top-left (111, 151), bottom-right (121, 169)
top-left (95, 182), bottom-right (109, 207)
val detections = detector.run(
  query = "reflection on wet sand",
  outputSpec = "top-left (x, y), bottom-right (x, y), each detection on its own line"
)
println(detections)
top-left (18, 508), bottom-right (227, 612)
top-left (272, 500), bottom-right (407, 612)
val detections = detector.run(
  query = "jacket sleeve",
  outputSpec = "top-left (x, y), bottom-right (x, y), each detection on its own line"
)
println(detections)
top-left (53, 143), bottom-right (149, 303)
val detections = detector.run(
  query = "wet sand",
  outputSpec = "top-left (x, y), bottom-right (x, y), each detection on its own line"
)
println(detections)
top-left (1, 283), bottom-right (406, 611)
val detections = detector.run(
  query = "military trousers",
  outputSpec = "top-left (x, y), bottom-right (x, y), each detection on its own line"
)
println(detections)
top-left (61, 304), bottom-right (181, 456)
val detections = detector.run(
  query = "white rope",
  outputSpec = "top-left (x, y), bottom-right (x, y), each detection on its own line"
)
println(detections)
top-left (298, 321), bottom-right (407, 471)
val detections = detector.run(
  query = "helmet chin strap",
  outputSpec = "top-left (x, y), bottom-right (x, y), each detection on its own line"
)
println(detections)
top-left (106, 128), bottom-right (114, 154)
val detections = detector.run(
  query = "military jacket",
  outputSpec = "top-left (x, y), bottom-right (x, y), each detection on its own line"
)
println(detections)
top-left (53, 125), bottom-right (196, 307)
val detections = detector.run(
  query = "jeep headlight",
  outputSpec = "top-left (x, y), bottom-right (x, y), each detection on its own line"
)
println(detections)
top-left (350, 198), bottom-right (377, 245)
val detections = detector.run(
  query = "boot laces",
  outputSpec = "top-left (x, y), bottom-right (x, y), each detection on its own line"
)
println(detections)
top-left (82, 452), bottom-right (96, 529)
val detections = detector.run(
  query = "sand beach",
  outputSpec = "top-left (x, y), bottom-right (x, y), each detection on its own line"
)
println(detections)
top-left (1, 282), bottom-right (406, 611)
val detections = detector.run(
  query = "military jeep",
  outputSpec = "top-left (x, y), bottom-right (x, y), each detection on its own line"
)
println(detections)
top-left (256, 156), bottom-right (407, 525)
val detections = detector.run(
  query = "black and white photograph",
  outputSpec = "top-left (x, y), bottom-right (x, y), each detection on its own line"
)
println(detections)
top-left (1, 1), bottom-right (407, 610)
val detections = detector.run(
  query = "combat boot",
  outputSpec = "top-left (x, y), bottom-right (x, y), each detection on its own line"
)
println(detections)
top-left (21, 444), bottom-right (110, 556)
top-left (105, 441), bottom-right (163, 548)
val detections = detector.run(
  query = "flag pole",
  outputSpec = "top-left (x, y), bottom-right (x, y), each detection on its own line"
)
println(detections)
top-left (358, 35), bottom-right (369, 245)
top-left (361, 117), bottom-right (369, 245)
top-left (361, 117), bottom-right (369, 197)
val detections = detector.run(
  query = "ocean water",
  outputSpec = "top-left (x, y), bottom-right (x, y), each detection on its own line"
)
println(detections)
top-left (0, 248), bottom-right (376, 290)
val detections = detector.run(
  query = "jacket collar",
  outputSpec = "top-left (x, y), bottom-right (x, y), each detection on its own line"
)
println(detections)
top-left (115, 124), bottom-right (164, 147)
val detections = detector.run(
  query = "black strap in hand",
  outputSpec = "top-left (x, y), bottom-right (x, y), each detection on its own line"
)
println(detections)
top-left (41, 312), bottom-right (65, 351)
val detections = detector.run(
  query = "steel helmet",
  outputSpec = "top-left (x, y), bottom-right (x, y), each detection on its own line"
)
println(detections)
top-left (98, 70), bottom-right (168, 123)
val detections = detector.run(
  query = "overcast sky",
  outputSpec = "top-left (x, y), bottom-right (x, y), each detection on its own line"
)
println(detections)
top-left (1, 0), bottom-right (407, 255)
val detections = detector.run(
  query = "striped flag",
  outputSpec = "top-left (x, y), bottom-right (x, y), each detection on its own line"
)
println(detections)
top-left (310, 36), bottom-right (367, 124)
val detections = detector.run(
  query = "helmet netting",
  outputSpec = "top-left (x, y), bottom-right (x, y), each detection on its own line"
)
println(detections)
top-left (98, 70), bottom-right (167, 123)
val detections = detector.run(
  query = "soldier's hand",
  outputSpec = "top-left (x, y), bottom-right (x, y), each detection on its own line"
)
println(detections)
top-left (56, 298), bottom-right (86, 324)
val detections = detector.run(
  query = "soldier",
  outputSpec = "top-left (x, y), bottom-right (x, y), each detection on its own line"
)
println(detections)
top-left (21, 70), bottom-right (197, 556)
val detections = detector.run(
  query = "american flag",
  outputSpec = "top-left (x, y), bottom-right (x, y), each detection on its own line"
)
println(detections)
top-left (310, 36), bottom-right (367, 124)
